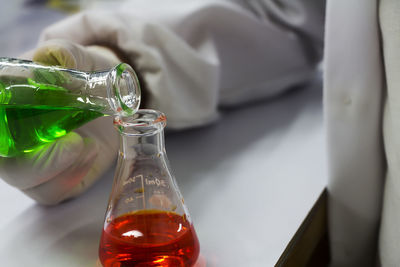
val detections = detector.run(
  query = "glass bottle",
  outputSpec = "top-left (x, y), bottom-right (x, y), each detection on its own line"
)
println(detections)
top-left (0, 57), bottom-right (141, 157)
top-left (99, 110), bottom-right (200, 267)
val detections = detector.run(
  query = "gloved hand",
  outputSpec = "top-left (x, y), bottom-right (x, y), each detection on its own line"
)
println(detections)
top-left (0, 39), bottom-right (122, 205)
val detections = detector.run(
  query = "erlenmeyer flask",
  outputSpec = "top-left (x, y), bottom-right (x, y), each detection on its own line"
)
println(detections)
top-left (0, 57), bottom-right (141, 157)
top-left (99, 109), bottom-right (200, 267)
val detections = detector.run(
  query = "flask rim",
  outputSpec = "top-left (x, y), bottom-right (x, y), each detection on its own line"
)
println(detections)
top-left (113, 109), bottom-right (166, 136)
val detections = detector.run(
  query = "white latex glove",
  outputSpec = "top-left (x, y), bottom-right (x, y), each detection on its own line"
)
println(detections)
top-left (0, 39), bottom-right (121, 205)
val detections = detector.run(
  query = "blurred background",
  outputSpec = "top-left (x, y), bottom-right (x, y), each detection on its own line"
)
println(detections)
top-left (0, 0), bottom-right (124, 56)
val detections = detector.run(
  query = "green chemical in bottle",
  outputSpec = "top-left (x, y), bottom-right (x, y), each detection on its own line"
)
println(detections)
top-left (0, 58), bottom-right (141, 157)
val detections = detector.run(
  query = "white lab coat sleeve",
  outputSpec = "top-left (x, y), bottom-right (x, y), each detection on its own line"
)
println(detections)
top-left (38, 0), bottom-right (322, 129)
top-left (379, 0), bottom-right (400, 266)
top-left (324, 0), bottom-right (384, 266)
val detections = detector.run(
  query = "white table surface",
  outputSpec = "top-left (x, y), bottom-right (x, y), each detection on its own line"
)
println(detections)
top-left (0, 3), bottom-right (327, 267)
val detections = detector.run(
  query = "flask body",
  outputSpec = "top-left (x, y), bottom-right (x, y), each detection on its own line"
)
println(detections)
top-left (99, 110), bottom-right (200, 267)
top-left (0, 58), bottom-right (140, 157)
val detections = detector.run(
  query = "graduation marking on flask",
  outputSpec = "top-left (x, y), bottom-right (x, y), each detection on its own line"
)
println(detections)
top-left (123, 174), bottom-right (146, 208)
top-left (145, 177), bottom-right (167, 187)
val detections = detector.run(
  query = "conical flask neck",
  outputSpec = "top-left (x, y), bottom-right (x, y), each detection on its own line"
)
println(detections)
top-left (88, 63), bottom-right (141, 116)
top-left (114, 110), bottom-right (167, 157)
top-left (120, 132), bottom-right (165, 157)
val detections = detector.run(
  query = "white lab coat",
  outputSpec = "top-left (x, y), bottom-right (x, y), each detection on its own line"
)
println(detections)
top-left (325, 0), bottom-right (400, 266)
top-left (379, 0), bottom-right (400, 265)
top-left (37, 0), bottom-right (324, 129)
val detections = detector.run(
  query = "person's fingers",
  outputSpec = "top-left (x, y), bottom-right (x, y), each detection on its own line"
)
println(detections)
top-left (66, 116), bottom-right (119, 198)
top-left (33, 39), bottom-right (80, 69)
top-left (19, 49), bottom-right (35, 60)
top-left (22, 137), bottom-right (98, 205)
top-left (28, 116), bottom-right (119, 204)
top-left (75, 116), bottom-right (119, 157)
top-left (33, 39), bottom-right (120, 71)
top-left (24, 116), bottom-right (119, 204)
top-left (85, 45), bottom-right (121, 69)
top-left (0, 132), bottom-right (85, 190)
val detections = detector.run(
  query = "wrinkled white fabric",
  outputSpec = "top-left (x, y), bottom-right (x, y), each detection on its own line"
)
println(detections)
top-left (38, 0), bottom-right (324, 129)
top-left (324, 0), bottom-right (385, 266)
top-left (1, 1), bottom-right (325, 204)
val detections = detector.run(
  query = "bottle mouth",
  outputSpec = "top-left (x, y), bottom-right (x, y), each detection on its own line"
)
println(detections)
top-left (114, 109), bottom-right (167, 136)
top-left (107, 63), bottom-right (141, 116)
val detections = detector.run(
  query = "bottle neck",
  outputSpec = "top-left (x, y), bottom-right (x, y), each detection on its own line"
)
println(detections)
top-left (86, 63), bottom-right (141, 116)
top-left (84, 70), bottom-right (113, 114)
top-left (0, 58), bottom-right (140, 116)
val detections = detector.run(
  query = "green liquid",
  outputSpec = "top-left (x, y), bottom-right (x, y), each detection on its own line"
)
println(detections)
top-left (0, 76), bottom-right (103, 157)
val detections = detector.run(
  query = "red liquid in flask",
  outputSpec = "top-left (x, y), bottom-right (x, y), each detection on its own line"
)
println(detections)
top-left (99, 210), bottom-right (200, 267)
